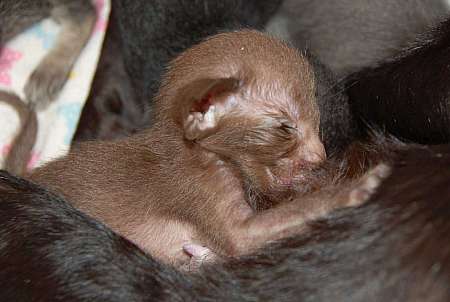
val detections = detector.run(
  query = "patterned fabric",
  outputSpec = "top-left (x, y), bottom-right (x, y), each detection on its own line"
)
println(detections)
top-left (0, 0), bottom-right (110, 171)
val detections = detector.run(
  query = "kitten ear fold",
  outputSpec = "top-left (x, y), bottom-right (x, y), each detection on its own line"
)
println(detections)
top-left (180, 78), bottom-right (240, 141)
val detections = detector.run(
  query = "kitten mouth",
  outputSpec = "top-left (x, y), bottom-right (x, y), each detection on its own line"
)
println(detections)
top-left (265, 164), bottom-right (314, 189)
top-left (265, 167), bottom-right (299, 188)
top-left (275, 174), bottom-right (294, 186)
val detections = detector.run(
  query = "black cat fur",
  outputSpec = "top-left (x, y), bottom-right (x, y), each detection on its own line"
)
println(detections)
top-left (347, 18), bottom-right (450, 144)
top-left (267, 0), bottom-right (448, 77)
top-left (1, 140), bottom-right (449, 301)
top-left (73, 5), bottom-right (145, 142)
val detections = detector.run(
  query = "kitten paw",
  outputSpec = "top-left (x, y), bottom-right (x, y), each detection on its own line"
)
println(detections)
top-left (348, 163), bottom-right (391, 206)
top-left (182, 243), bottom-right (217, 271)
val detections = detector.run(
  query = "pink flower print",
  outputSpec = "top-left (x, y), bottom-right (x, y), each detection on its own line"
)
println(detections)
top-left (95, 0), bottom-right (105, 13)
top-left (1, 145), bottom-right (40, 171)
top-left (94, 0), bottom-right (108, 33)
top-left (1, 144), bottom-right (11, 157)
top-left (95, 18), bottom-right (108, 33)
top-left (0, 47), bottom-right (23, 86)
top-left (27, 151), bottom-right (41, 171)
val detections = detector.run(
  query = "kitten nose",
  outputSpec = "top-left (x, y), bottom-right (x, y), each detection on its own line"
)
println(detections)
top-left (303, 138), bottom-right (326, 164)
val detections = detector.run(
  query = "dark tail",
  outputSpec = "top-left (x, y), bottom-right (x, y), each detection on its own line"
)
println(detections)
top-left (0, 91), bottom-right (38, 175)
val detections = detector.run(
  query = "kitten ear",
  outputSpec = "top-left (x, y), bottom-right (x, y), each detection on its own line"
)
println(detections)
top-left (180, 78), bottom-right (240, 141)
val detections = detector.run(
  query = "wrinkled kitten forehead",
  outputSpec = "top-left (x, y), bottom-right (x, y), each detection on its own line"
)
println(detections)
top-left (156, 30), bottom-right (318, 123)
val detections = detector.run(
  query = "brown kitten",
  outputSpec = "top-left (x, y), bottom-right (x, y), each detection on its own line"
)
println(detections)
top-left (30, 30), bottom-right (389, 268)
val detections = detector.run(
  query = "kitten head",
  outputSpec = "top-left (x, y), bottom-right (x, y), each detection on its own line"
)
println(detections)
top-left (158, 30), bottom-right (326, 205)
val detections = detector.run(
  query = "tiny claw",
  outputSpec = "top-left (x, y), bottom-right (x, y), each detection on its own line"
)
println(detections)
top-left (183, 244), bottom-right (211, 259)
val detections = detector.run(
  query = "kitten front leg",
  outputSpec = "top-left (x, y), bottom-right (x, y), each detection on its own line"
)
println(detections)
top-left (229, 163), bottom-right (391, 255)
top-left (181, 163), bottom-right (391, 266)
